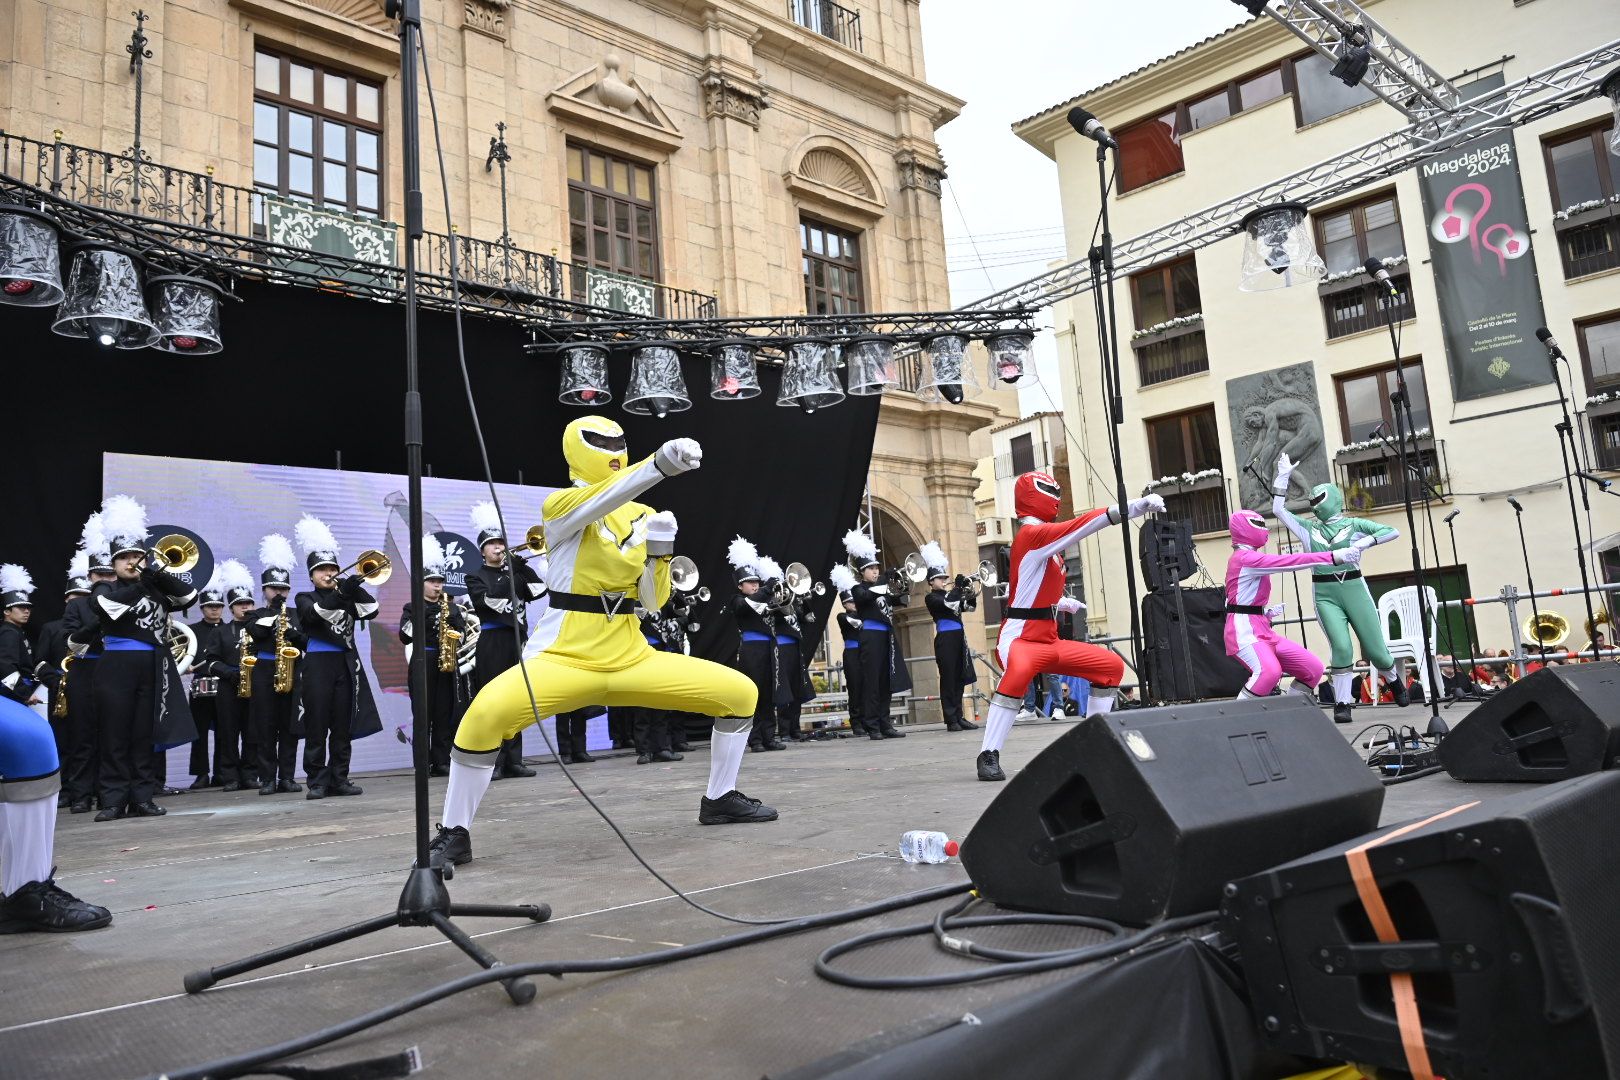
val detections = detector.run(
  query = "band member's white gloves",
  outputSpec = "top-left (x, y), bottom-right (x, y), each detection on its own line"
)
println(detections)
top-left (656, 438), bottom-right (703, 474)
top-left (1055, 595), bottom-right (1086, 615)
top-left (1274, 453), bottom-right (1296, 496)
top-left (1124, 494), bottom-right (1166, 519)
top-left (646, 510), bottom-right (679, 556)
top-left (1333, 545), bottom-right (1364, 566)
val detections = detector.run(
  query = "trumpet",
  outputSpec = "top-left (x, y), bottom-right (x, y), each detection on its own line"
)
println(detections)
top-left (899, 552), bottom-right (930, 583)
top-left (669, 555), bottom-right (711, 602)
top-left (509, 525), bottom-right (548, 564)
top-left (784, 562), bottom-right (825, 598)
top-left (139, 533), bottom-right (200, 575)
top-left (334, 549), bottom-right (392, 585)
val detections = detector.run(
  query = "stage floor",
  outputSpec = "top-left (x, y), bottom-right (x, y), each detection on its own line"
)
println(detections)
top-left (0, 702), bottom-right (1523, 1079)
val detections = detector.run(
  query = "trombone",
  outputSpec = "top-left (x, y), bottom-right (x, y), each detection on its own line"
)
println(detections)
top-left (334, 549), bottom-right (392, 586)
top-left (509, 525), bottom-right (548, 564)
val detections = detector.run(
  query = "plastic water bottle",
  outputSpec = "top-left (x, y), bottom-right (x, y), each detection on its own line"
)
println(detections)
top-left (898, 831), bottom-right (959, 864)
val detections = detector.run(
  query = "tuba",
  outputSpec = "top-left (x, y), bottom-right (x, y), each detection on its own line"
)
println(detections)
top-left (437, 591), bottom-right (462, 674)
top-left (1522, 610), bottom-right (1570, 648)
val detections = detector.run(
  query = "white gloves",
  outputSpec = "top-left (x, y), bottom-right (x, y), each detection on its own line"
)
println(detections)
top-left (1125, 494), bottom-right (1165, 519)
top-left (645, 510), bottom-right (679, 556)
top-left (1351, 534), bottom-right (1378, 553)
top-left (1333, 545), bottom-right (1364, 566)
top-left (1265, 603), bottom-right (1286, 621)
top-left (655, 438), bottom-right (703, 474)
top-left (1273, 453), bottom-right (1296, 494)
top-left (1055, 595), bottom-right (1086, 615)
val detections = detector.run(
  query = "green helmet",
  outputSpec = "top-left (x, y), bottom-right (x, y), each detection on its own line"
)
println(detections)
top-left (1309, 483), bottom-right (1343, 521)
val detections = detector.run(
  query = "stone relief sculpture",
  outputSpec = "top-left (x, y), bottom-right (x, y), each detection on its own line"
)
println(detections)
top-left (1226, 361), bottom-right (1329, 513)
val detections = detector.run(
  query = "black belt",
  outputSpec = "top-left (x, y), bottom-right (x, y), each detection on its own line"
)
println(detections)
top-left (548, 590), bottom-right (638, 617)
top-left (1006, 606), bottom-right (1055, 621)
top-left (1226, 604), bottom-right (1265, 615)
top-left (1313, 569), bottom-right (1362, 583)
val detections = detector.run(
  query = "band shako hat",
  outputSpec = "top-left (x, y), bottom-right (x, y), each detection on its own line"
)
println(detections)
top-left (295, 514), bottom-right (341, 574)
top-left (470, 501), bottom-right (505, 549)
top-left (64, 547), bottom-right (91, 597)
top-left (421, 533), bottom-right (447, 582)
top-left (101, 494), bottom-right (150, 560)
top-left (842, 528), bottom-right (880, 571)
top-left (727, 536), bottom-right (762, 586)
top-left (0, 564), bottom-right (34, 609)
top-left (213, 559), bottom-right (256, 606)
top-left (259, 533), bottom-right (295, 589)
top-left (920, 540), bottom-right (949, 581)
top-left (80, 512), bottom-right (114, 575)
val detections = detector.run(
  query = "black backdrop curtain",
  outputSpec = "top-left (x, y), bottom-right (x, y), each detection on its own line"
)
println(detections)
top-left (0, 279), bottom-right (878, 662)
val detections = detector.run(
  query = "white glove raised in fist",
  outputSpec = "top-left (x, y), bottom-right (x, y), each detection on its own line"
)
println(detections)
top-left (1274, 453), bottom-right (1296, 493)
top-left (655, 438), bottom-right (703, 475)
top-left (1332, 544), bottom-right (1364, 566)
top-left (1125, 494), bottom-right (1166, 519)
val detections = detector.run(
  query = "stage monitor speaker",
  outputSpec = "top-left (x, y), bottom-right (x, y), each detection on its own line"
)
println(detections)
top-left (1139, 519), bottom-right (1197, 591)
top-left (1140, 587), bottom-right (1252, 701)
top-left (1438, 664), bottom-right (1620, 782)
top-left (959, 696), bottom-right (1384, 926)
top-left (1222, 772), bottom-right (1620, 1079)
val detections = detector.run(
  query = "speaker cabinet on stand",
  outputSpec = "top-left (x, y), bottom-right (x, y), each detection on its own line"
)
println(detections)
top-left (1439, 663), bottom-right (1620, 782)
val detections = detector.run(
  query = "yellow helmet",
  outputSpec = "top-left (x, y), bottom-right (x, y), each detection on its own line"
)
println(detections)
top-left (563, 415), bottom-right (628, 485)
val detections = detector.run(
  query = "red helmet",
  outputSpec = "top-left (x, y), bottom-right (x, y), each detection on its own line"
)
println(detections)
top-left (1015, 471), bottom-right (1063, 522)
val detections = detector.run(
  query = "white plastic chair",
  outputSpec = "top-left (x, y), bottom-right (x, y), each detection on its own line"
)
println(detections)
top-left (1377, 586), bottom-right (1440, 701)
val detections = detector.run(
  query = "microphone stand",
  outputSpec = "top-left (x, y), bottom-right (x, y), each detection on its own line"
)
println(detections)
top-left (1544, 345), bottom-right (1602, 661)
top-left (1445, 514), bottom-right (1482, 680)
top-left (1086, 142), bottom-right (1145, 698)
top-left (1373, 277), bottom-right (1446, 737)
top-left (1510, 501), bottom-right (1548, 667)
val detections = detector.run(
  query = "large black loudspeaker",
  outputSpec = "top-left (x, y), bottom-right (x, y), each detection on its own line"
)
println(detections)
top-left (959, 696), bottom-right (1384, 925)
top-left (1139, 518), bottom-right (1196, 591)
top-left (1223, 772), bottom-right (1620, 1079)
top-left (1438, 664), bottom-right (1620, 782)
top-left (1140, 587), bottom-right (1252, 701)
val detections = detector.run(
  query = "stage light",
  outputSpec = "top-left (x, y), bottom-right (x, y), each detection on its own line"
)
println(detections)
top-left (51, 244), bottom-right (159, 348)
top-left (1238, 202), bottom-right (1325, 292)
top-left (844, 336), bottom-right (898, 396)
top-left (558, 344), bottom-right (612, 405)
top-left (916, 333), bottom-right (978, 405)
top-left (1329, 30), bottom-right (1370, 88)
top-left (777, 340), bottom-right (845, 414)
top-left (149, 275), bottom-right (223, 354)
top-left (985, 331), bottom-right (1037, 388)
top-left (623, 345), bottom-right (691, 418)
top-left (709, 341), bottom-right (762, 400)
top-left (0, 204), bottom-right (65, 308)
top-left (1603, 69), bottom-right (1620, 157)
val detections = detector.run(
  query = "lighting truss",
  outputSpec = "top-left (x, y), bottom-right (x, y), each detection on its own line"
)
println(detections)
top-left (972, 39), bottom-right (1620, 316)
top-left (1240, 0), bottom-right (1462, 122)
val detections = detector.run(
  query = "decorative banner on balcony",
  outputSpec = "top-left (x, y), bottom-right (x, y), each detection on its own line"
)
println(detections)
top-left (1417, 128), bottom-right (1552, 402)
top-left (585, 266), bottom-right (655, 316)
top-left (1226, 361), bottom-right (1329, 514)
top-left (263, 197), bottom-right (399, 287)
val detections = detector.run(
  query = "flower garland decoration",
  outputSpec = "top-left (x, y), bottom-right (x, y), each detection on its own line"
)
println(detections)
top-left (1143, 467), bottom-right (1222, 493)
top-left (1554, 195), bottom-right (1620, 222)
top-left (1334, 426), bottom-right (1432, 456)
top-left (1131, 312), bottom-right (1205, 342)
top-left (1319, 253), bottom-right (1408, 286)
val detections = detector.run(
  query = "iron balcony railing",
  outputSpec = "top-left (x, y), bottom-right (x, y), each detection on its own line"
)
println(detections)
top-left (0, 130), bottom-right (718, 322)
top-left (787, 0), bottom-right (863, 52)
top-left (1132, 325), bottom-right (1210, 387)
top-left (1321, 270), bottom-right (1417, 339)
top-left (1335, 437), bottom-right (1450, 511)
top-left (1158, 478), bottom-right (1229, 535)
top-left (1554, 210), bottom-right (1620, 280)
top-left (1591, 412), bottom-right (1620, 471)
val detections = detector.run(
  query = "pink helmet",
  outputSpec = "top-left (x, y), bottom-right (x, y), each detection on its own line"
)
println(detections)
top-left (1229, 509), bottom-right (1269, 549)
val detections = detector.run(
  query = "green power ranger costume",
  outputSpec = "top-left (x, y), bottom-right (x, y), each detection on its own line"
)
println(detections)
top-left (1271, 454), bottom-right (1407, 722)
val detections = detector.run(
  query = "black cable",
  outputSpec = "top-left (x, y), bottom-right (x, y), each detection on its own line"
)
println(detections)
top-left (144, 882), bottom-right (973, 1080)
top-left (415, 35), bottom-right (801, 929)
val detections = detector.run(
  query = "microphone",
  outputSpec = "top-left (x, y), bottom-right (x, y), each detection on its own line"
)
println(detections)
top-left (1578, 470), bottom-right (1614, 491)
top-left (1067, 107), bottom-right (1118, 149)
top-left (1535, 327), bottom-right (1566, 360)
top-left (1368, 420), bottom-right (1388, 440)
top-left (1507, 496), bottom-right (1524, 512)
top-left (1444, 510), bottom-right (1460, 524)
top-left (1363, 257), bottom-right (1399, 296)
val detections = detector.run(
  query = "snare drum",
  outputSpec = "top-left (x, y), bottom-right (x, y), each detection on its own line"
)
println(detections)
top-left (191, 676), bottom-right (219, 699)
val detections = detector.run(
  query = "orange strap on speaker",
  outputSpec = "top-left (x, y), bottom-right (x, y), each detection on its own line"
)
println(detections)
top-left (1343, 802), bottom-right (1480, 1080)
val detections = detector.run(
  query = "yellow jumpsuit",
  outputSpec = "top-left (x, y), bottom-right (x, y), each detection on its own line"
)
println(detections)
top-left (451, 449), bottom-right (757, 762)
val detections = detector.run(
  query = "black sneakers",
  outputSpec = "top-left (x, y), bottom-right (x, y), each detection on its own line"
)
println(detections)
top-left (426, 824), bottom-right (472, 870)
top-left (1333, 703), bottom-right (1354, 725)
top-left (1390, 679), bottom-right (1412, 708)
top-left (0, 878), bottom-right (113, 934)
top-left (329, 781), bottom-right (363, 797)
top-left (699, 790), bottom-right (779, 825)
top-left (976, 750), bottom-right (1005, 782)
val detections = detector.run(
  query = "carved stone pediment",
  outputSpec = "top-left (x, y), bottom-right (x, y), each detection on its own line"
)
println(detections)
top-left (293, 0), bottom-right (391, 32)
top-left (547, 55), bottom-right (683, 153)
top-left (784, 135), bottom-right (886, 219)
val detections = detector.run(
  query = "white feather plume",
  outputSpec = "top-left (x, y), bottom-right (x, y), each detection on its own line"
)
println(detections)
top-left (259, 533), bottom-right (295, 573)
top-left (727, 535), bottom-right (761, 573)
top-left (100, 494), bottom-right (149, 547)
top-left (469, 501), bottom-right (503, 538)
top-left (756, 555), bottom-right (784, 583)
top-left (919, 540), bottom-right (948, 575)
top-left (421, 533), bottom-right (446, 576)
top-left (209, 559), bottom-right (254, 597)
top-left (67, 548), bottom-right (90, 581)
top-left (294, 514), bottom-right (340, 558)
top-left (80, 511), bottom-right (108, 559)
top-left (0, 563), bottom-right (34, 595)
top-left (842, 529), bottom-right (877, 563)
top-left (829, 564), bottom-right (857, 593)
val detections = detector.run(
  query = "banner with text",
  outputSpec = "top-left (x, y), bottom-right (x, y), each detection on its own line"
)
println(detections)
top-left (1417, 129), bottom-right (1552, 401)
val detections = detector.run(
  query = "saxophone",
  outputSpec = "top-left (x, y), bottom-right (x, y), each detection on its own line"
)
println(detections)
top-left (272, 604), bottom-right (298, 694)
top-left (52, 655), bottom-right (74, 719)
top-left (237, 623), bottom-right (256, 698)
top-left (437, 592), bottom-right (462, 674)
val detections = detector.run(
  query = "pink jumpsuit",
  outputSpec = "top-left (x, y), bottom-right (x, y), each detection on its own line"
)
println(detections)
top-left (1224, 547), bottom-right (1336, 696)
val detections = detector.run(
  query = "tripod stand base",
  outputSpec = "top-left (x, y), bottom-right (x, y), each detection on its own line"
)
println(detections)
top-left (183, 867), bottom-right (550, 1004)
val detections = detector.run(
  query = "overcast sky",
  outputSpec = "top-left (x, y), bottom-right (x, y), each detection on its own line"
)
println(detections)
top-left (919, 1), bottom-right (1250, 413)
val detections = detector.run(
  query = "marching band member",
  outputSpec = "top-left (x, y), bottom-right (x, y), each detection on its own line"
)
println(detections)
top-left (193, 561), bottom-right (257, 791)
top-left (727, 538), bottom-right (782, 753)
top-left (767, 558), bottom-right (814, 744)
top-left (828, 564), bottom-right (866, 737)
top-left (1271, 453), bottom-right (1406, 724)
top-left (625, 599), bottom-right (684, 764)
top-left (61, 515), bottom-right (114, 814)
top-left (975, 473), bottom-right (1161, 782)
top-left (79, 496), bottom-right (197, 820)
top-left (0, 693), bottom-right (112, 933)
top-left (553, 707), bottom-right (601, 765)
top-left (1224, 509), bottom-right (1358, 701)
top-left (33, 552), bottom-right (91, 772)
top-left (184, 580), bottom-right (230, 789)
top-left (465, 502), bottom-right (544, 780)
top-left (398, 535), bottom-right (466, 777)
top-left (843, 530), bottom-right (909, 741)
top-left (920, 542), bottom-right (979, 733)
top-left (248, 534), bottom-right (303, 796)
top-left (428, 418), bottom-right (771, 871)
top-left (293, 515), bottom-right (381, 799)
top-left (0, 566), bottom-right (39, 710)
